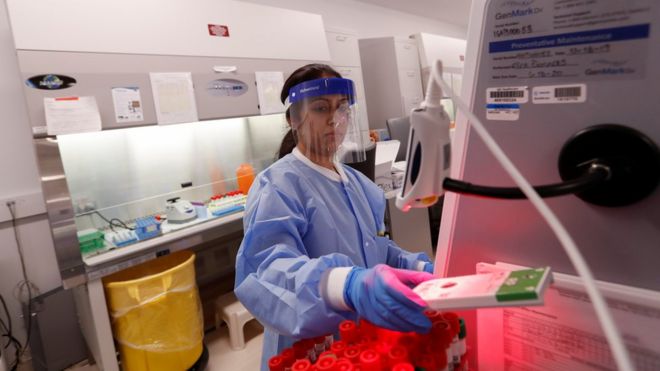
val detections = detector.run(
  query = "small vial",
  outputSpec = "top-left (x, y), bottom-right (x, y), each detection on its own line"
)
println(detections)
top-left (314, 335), bottom-right (326, 357)
top-left (281, 348), bottom-right (295, 368)
top-left (335, 358), bottom-right (355, 371)
top-left (359, 349), bottom-right (382, 371)
top-left (268, 355), bottom-right (285, 371)
top-left (315, 355), bottom-right (337, 371)
top-left (391, 363), bottom-right (415, 371)
top-left (293, 340), bottom-right (309, 360)
top-left (458, 318), bottom-right (468, 371)
top-left (344, 346), bottom-right (361, 364)
top-left (324, 333), bottom-right (334, 349)
top-left (417, 354), bottom-right (436, 371)
top-left (387, 346), bottom-right (409, 368)
top-left (442, 312), bottom-right (461, 367)
top-left (339, 320), bottom-right (358, 344)
top-left (330, 340), bottom-right (347, 358)
top-left (291, 359), bottom-right (312, 371)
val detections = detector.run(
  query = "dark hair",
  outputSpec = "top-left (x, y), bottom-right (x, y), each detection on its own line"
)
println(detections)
top-left (277, 63), bottom-right (342, 159)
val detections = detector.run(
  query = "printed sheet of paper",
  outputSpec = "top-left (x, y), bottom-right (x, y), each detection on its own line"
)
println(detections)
top-left (255, 71), bottom-right (285, 115)
top-left (149, 72), bottom-right (199, 125)
top-left (476, 262), bottom-right (660, 371)
top-left (44, 96), bottom-right (102, 135)
top-left (111, 87), bottom-right (144, 123)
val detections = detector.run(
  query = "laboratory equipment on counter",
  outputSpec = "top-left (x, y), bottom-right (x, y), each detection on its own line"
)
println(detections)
top-left (104, 230), bottom-right (138, 248)
top-left (165, 198), bottom-right (197, 224)
top-left (77, 229), bottom-right (105, 254)
top-left (134, 216), bottom-right (161, 240)
top-left (236, 163), bottom-right (256, 195)
top-left (208, 192), bottom-right (246, 217)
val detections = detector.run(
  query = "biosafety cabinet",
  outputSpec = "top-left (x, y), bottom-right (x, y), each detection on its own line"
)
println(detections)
top-left (6, 1), bottom-right (336, 368)
top-left (7, 0), bottom-right (335, 286)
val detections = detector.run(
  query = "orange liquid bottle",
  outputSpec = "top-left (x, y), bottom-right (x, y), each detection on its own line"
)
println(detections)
top-left (236, 163), bottom-right (256, 194)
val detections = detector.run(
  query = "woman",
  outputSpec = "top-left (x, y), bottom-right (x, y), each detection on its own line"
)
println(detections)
top-left (234, 64), bottom-right (434, 368)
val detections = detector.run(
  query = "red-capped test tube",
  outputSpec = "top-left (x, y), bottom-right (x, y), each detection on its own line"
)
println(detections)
top-left (316, 355), bottom-right (337, 371)
top-left (281, 347), bottom-right (295, 368)
top-left (443, 312), bottom-right (461, 366)
top-left (424, 309), bottom-right (444, 323)
top-left (391, 363), bottom-right (415, 371)
top-left (293, 339), bottom-right (309, 360)
top-left (335, 358), bottom-right (354, 371)
top-left (292, 359), bottom-right (312, 371)
top-left (387, 346), bottom-right (408, 368)
top-left (417, 354), bottom-right (436, 371)
top-left (344, 346), bottom-right (361, 364)
top-left (431, 320), bottom-right (453, 368)
top-left (268, 355), bottom-right (285, 371)
top-left (359, 349), bottom-right (382, 371)
top-left (458, 318), bottom-right (468, 371)
top-left (330, 340), bottom-right (347, 358)
top-left (396, 334), bottom-right (418, 357)
top-left (339, 320), bottom-right (358, 344)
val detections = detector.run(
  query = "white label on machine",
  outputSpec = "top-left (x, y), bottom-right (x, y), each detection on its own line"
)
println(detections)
top-left (533, 84), bottom-right (587, 104)
top-left (486, 104), bottom-right (520, 121)
top-left (487, 0), bottom-right (652, 83)
top-left (476, 262), bottom-right (660, 371)
top-left (111, 87), bottom-right (144, 123)
top-left (487, 86), bottom-right (528, 104)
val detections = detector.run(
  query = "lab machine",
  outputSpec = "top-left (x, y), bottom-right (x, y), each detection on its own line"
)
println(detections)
top-left (397, 0), bottom-right (660, 370)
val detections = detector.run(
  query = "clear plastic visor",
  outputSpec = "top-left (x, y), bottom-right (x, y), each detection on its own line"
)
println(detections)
top-left (285, 78), bottom-right (366, 164)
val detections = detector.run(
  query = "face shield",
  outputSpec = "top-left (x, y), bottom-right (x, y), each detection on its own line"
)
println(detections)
top-left (285, 77), bottom-right (366, 164)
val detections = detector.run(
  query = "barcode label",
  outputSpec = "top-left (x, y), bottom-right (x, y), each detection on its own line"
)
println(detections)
top-left (533, 84), bottom-right (586, 104)
top-left (554, 87), bottom-right (582, 98)
top-left (490, 91), bottom-right (525, 98)
top-left (487, 86), bottom-right (528, 104)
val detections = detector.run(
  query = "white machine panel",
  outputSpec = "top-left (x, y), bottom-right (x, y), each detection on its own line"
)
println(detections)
top-left (438, 0), bottom-right (660, 368)
top-left (6, 0), bottom-right (330, 62)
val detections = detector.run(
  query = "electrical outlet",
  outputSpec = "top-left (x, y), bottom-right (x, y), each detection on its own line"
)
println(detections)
top-left (0, 191), bottom-right (46, 223)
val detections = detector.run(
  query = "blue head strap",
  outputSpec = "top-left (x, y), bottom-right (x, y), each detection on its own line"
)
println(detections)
top-left (287, 78), bottom-right (356, 105)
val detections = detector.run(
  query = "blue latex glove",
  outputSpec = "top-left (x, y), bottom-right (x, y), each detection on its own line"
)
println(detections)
top-left (343, 264), bottom-right (433, 333)
top-left (423, 262), bottom-right (435, 274)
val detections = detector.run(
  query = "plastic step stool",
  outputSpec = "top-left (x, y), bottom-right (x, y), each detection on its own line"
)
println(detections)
top-left (215, 292), bottom-right (255, 350)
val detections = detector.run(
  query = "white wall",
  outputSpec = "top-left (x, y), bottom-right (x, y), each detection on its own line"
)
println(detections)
top-left (238, 0), bottom-right (468, 39)
top-left (0, 0), bottom-right (62, 367)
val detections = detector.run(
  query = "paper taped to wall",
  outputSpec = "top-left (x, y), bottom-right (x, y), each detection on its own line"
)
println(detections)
top-left (44, 96), bottom-right (102, 135)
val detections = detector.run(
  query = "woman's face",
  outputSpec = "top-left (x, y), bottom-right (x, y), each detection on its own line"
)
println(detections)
top-left (293, 94), bottom-right (351, 160)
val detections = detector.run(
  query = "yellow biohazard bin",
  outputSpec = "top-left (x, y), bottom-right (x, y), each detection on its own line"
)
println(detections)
top-left (103, 250), bottom-right (203, 371)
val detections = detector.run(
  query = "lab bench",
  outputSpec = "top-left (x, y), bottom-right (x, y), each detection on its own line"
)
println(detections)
top-left (75, 210), bottom-right (245, 371)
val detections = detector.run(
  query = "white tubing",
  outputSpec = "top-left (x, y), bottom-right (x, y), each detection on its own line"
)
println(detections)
top-left (430, 64), bottom-right (634, 371)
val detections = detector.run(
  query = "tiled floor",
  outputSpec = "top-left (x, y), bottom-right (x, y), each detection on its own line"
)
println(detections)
top-left (65, 320), bottom-right (264, 371)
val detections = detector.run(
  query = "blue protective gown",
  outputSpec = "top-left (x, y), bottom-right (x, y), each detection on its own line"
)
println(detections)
top-left (234, 149), bottom-right (431, 370)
